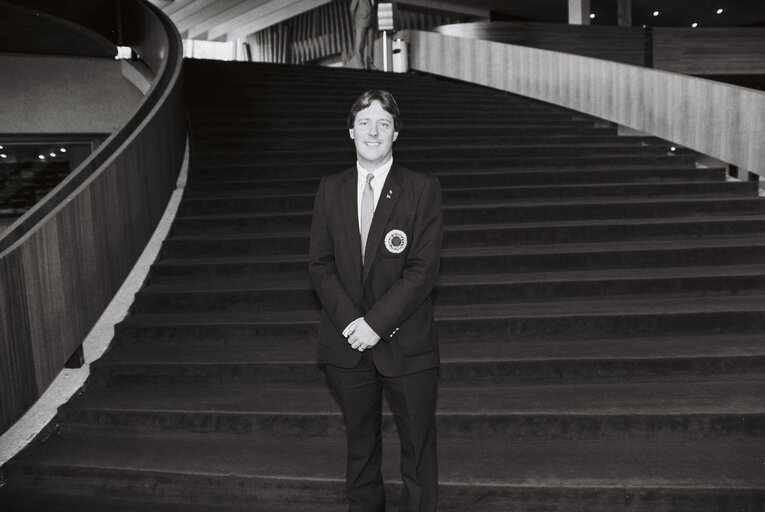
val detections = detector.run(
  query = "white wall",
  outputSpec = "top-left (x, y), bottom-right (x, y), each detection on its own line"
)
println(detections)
top-left (0, 54), bottom-right (144, 134)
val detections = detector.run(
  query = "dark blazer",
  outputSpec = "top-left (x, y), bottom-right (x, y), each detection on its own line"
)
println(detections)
top-left (309, 163), bottom-right (443, 376)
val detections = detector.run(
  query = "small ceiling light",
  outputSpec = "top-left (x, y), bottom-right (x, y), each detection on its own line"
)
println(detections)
top-left (653, 10), bottom-right (660, 16)
top-left (38, 154), bottom-right (45, 160)
top-left (0, 154), bottom-right (6, 159)
top-left (0, 145), bottom-right (4, 150)
top-left (670, 146), bottom-right (677, 151)
top-left (716, 8), bottom-right (724, 14)
top-left (49, 152), bottom-right (57, 158)
top-left (691, 22), bottom-right (698, 28)
top-left (589, 13), bottom-right (596, 19)
top-left (60, 147), bottom-right (67, 153)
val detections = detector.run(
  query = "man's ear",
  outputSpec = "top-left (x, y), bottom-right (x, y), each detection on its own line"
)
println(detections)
top-left (393, 131), bottom-right (399, 142)
top-left (349, 129), bottom-right (355, 140)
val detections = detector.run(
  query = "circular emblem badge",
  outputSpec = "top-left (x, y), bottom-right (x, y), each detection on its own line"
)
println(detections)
top-left (384, 229), bottom-right (408, 254)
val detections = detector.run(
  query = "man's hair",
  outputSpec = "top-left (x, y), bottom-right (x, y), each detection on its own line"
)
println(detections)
top-left (347, 89), bottom-right (402, 131)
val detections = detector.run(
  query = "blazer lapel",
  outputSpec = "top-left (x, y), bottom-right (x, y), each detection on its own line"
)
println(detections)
top-left (362, 164), bottom-right (403, 284)
top-left (340, 168), bottom-right (363, 288)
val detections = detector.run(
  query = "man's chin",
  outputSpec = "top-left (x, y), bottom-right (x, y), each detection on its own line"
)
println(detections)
top-left (358, 153), bottom-right (391, 169)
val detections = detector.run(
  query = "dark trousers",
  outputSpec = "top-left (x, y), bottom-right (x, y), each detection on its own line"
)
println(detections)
top-left (325, 352), bottom-right (438, 512)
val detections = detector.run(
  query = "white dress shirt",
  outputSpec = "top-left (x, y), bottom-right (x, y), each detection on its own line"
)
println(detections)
top-left (356, 157), bottom-right (393, 232)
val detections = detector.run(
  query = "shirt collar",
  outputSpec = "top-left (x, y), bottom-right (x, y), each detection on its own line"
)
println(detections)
top-left (357, 157), bottom-right (394, 179)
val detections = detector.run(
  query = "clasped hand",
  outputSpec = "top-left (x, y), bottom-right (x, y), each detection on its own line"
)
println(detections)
top-left (343, 317), bottom-right (381, 352)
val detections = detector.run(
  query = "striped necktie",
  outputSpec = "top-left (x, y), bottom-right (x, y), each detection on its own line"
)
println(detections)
top-left (360, 173), bottom-right (374, 263)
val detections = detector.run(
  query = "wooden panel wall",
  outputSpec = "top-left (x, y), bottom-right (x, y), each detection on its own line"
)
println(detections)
top-left (432, 22), bottom-right (765, 76)
top-left (247, 0), bottom-right (477, 65)
top-left (0, 0), bottom-right (186, 434)
top-left (402, 29), bottom-right (765, 176)
top-left (436, 21), bottom-right (646, 66)
top-left (653, 27), bottom-right (765, 75)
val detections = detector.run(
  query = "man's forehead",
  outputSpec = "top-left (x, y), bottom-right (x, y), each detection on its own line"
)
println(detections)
top-left (356, 101), bottom-right (392, 119)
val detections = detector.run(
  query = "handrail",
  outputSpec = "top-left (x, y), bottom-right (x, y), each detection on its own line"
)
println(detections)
top-left (0, 0), bottom-right (185, 433)
top-left (0, 0), bottom-right (174, 251)
top-left (400, 29), bottom-right (765, 176)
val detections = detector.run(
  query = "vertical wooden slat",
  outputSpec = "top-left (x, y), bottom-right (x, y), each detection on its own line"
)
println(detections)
top-left (245, 0), bottom-right (478, 65)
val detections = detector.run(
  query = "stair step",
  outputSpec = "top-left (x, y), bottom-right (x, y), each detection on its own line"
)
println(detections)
top-left (116, 293), bottom-right (765, 345)
top-left (184, 180), bottom-right (747, 201)
top-left (191, 144), bottom-right (674, 167)
top-left (191, 142), bottom-right (667, 161)
top-left (190, 125), bottom-right (614, 140)
top-left (135, 263), bottom-right (765, 312)
top-left (56, 378), bottom-right (765, 441)
top-left (190, 155), bottom-right (698, 178)
top-left (177, 186), bottom-right (758, 217)
top-left (151, 234), bottom-right (765, 278)
top-left (63, 377), bottom-right (765, 415)
top-left (169, 196), bottom-right (765, 239)
top-left (186, 167), bottom-right (726, 195)
top-left (170, 214), bottom-right (765, 245)
top-left (191, 134), bottom-right (642, 152)
top-left (9, 432), bottom-right (764, 495)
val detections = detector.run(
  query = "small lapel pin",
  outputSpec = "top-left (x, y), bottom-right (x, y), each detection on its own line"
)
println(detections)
top-left (386, 190), bottom-right (393, 199)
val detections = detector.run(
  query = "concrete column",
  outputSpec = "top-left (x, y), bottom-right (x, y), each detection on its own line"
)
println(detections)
top-left (568, 0), bottom-right (591, 25)
top-left (618, 0), bottom-right (632, 26)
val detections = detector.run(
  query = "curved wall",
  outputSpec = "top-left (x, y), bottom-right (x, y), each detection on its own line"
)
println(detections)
top-left (0, 0), bottom-right (186, 434)
top-left (401, 29), bottom-right (765, 177)
top-left (435, 22), bottom-right (765, 76)
top-left (0, 55), bottom-right (144, 133)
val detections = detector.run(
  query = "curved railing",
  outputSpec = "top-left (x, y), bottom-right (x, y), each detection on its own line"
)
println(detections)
top-left (435, 22), bottom-right (765, 75)
top-left (400, 29), bottom-right (765, 177)
top-left (0, 0), bottom-right (185, 433)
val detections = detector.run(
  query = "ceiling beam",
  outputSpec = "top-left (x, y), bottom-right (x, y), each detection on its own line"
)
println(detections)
top-left (187, 0), bottom-right (271, 40)
top-left (206, 0), bottom-right (332, 42)
top-left (399, 0), bottom-right (490, 18)
top-left (162, 0), bottom-right (198, 16)
top-left (169, 0), bottom-right (218, 24)
top-left (174, 0), bottom-right (243, 33)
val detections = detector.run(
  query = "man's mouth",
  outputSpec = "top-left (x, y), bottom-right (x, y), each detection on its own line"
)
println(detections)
top-left (365, 141), bottom-right (381, 146)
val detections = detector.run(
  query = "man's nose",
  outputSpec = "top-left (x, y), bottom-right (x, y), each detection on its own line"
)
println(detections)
top-left (369, 123), bottom-right (378, 136)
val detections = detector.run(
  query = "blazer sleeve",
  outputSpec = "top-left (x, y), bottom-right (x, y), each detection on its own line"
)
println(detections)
top-left (364, 175), bottom-right (443, 338)
top-left (309, 177), bottom-right (363, 333)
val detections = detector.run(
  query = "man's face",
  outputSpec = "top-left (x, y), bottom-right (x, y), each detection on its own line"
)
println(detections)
top-left (349, 100), bottom-right (399, 170)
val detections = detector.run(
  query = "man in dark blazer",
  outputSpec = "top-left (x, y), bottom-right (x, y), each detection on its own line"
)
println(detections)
top-left (309, 90), bottom-right (442, 512)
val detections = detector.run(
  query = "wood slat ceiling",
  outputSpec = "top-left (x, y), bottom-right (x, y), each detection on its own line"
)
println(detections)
top-left (149, 0), bottom-right (765, 43)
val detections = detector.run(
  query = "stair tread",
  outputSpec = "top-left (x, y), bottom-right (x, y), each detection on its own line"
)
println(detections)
top-left (13, 432), bottom-right (764, 488)
top-left (121, 294), bottom-right (765, 327)
top-left (67, 378), bottom-right (765, 415)
top-left (192, 142), bottom-right (657, 155)
top-left (180, 182), bottom-right (754, 202)
top-left (103, 334), bottom-right (765, 364)
top-left (193, 156), bottom-right (692, 171)
top-left (144, 263), bottom-right (765, 292)
top-left (169, 214), bottom-right (765, 235)
top-left (160, 233), bottom-right (765, 258)
top-left (187, 164), bottom-right (721, 184)
top-left (173, 196), bottom-right (765, 220)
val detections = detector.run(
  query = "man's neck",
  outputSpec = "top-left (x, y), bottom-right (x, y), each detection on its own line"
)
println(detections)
top-left (357, 157), bottom-right (393, 175)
